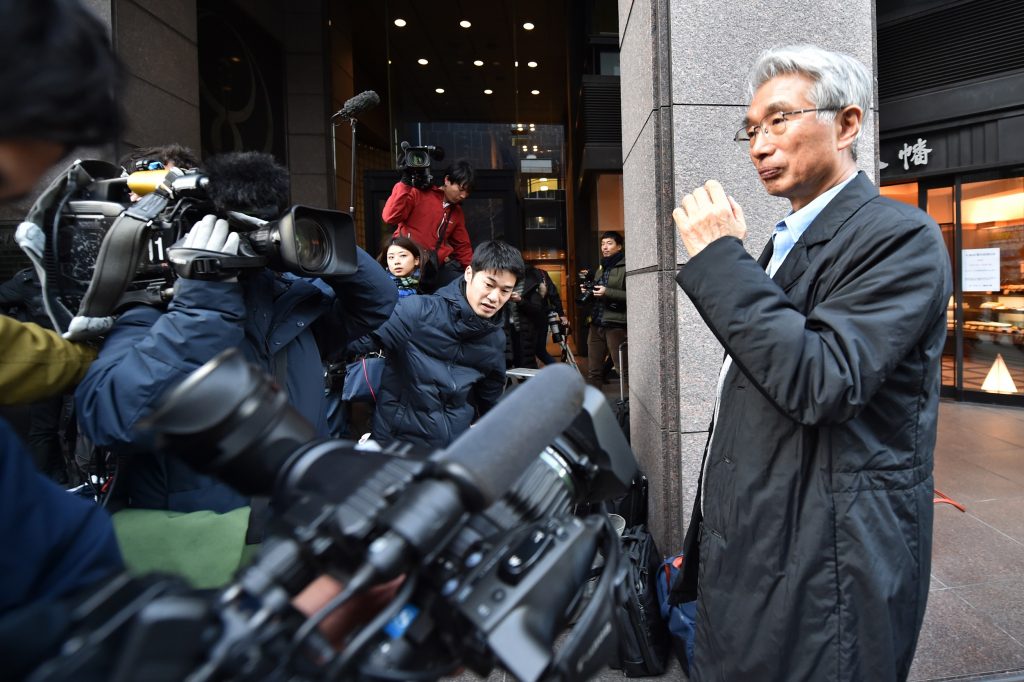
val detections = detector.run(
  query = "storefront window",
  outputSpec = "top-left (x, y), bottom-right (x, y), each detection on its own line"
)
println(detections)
top-left (959, 177), bottom-right (1024, 395)
top-left (927, 186), bottom-right (956, 390)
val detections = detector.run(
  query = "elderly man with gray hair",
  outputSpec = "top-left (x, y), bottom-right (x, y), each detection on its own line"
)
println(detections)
top-left (671, 45), bottom-right (951, 681)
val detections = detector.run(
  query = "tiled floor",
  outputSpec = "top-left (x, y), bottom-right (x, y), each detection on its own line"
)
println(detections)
top-left (449, 398), bottom-right (1024, 681)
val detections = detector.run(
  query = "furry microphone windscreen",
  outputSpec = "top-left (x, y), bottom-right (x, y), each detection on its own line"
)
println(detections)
top-left (204, 151), bottom-right (290, 219)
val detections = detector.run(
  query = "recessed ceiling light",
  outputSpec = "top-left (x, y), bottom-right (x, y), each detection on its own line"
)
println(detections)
top-left (483, 89), bottom-right (493, 94)
top-left (459, 20), bottom-right (471, 28)
top-left (514, 61), bottom-right (519, 67)
top-left (539, 177), bottom-right (548, 182)
top-left (527, 61), bottom-right (538, 68)
top-left (473, 60), bottom-right (484, 66)
top-left (418, 58), bottom-right (429, 65)
top-left (523, 22), bottom-right (535, 30)
top-left (531, 89), bottom-right (540, 95)
top-left (540, 185), bottom-right (549, 192)
top-left (394, 18), bottom-right (406, 27)
top-left (435, 88), bottom-right (445, 94)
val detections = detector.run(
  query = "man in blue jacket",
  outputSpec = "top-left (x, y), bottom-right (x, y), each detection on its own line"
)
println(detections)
top-left (351, 240), bottom-right (523, 449)
top-left (75, 152), bottom-right (397, 513)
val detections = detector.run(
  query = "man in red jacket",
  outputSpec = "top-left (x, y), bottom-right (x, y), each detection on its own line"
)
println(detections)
top-left (382, 159), bottom-right (475, 291)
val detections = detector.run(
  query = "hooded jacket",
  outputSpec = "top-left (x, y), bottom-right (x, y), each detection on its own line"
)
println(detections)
top-left (351, 278), bottom-right (506, 449)
top-left (676, 173), bottom-right (951, 682)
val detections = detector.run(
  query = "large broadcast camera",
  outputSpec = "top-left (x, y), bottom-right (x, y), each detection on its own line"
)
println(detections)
top-left (29, 357), bottom-right (639, 681)
top-left (17, 157), bottom-right (357, 337)
top-left (396, 141), bottom-right (445, 191)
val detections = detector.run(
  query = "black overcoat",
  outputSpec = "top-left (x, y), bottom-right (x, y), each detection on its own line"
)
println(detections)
top-left (676, 173), bottom-right (952, 682)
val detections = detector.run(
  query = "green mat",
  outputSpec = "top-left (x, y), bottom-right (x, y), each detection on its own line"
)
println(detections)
top-left (112, 506), bottom-right (255, 589)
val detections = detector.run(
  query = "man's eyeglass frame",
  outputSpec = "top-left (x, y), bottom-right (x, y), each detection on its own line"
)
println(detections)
top-left (734, 107), bottom-right (841, 144)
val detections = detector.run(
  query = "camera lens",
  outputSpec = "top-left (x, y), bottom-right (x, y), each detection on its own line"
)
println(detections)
top-left (293, 217), bottom-right (329, 271)
top-left (406, 150), bottom-right (429, 167)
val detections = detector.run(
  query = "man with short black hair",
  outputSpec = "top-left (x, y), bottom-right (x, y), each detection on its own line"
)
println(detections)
top-left (582, 231), bottom-right (627, 388)
top-left (383, 159), bottom-right (475, 291)
top-left (350, 240), bottom-right (524, 449)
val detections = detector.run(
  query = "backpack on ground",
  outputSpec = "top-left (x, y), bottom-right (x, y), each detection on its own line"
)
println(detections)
top-left (657, 552), bottom-right (698, 677)
top-left (610, 524), bottom-right (671, 676)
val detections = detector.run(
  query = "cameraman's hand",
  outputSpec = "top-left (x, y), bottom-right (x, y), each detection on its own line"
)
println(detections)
top-left (293, 574), bottom-right (403, 650)
top-left (183, 214), bottom-right (240, 254)
top-left (593, 285), bottom-right (607, 298)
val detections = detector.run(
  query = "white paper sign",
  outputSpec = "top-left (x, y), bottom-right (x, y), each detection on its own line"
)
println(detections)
top-left (963, 248), bottom-right (1001, 292)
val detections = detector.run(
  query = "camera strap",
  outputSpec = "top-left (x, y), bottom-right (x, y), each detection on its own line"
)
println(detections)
top-left (435, 205), bottom-right (451, 252)
top-left (65, 191), bottom-right (171, 339)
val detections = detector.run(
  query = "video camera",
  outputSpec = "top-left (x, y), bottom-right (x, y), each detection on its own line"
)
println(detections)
top-left (397, 141), bottom-right (445, 191)
top-left (28, 356), bottom-right (638, 682)
top-left (18, 157), bottom-right (358, 336)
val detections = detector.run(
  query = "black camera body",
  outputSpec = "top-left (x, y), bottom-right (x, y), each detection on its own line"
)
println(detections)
top-left (577, 268), bottom-right (596, 305)
top-left (397, 141), bottom-right (445, 191)
top-left (25, 159), bottom-right (358, 334)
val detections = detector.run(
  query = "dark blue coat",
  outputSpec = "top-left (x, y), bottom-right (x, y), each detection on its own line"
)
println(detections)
top-left (352, 279), bottom-right (506, 449)
top-left (76, 249), bottom-right (396, 512)
top-left (0, 418), bottom-right (122, 613)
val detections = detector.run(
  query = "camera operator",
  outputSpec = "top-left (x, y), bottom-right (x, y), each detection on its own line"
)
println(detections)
top-left (383, 159), bottom-right (475, 292)
top-left (75, 152), bottom-right (397, 523)
top-left (0, 0), bottom-right (126, 672)
top-left (582, 231), bottom-right (627, 388)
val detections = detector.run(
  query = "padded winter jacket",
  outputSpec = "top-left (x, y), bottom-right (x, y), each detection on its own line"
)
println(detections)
top-left (351, 278), bottom-right (506, 449)
top-left (76, 249), bottom-right (396, 512)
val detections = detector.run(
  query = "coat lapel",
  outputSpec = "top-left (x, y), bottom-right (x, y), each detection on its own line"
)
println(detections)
top-left (770, 172), bottom-right (879, 292)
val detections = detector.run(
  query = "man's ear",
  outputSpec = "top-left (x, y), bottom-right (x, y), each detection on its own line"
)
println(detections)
top-left (835, 105), bottom-right (863, 154)
top-left (464, 266), bottom-right (473, 284)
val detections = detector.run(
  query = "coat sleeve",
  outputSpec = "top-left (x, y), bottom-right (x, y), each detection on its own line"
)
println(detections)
top-left (316, 248), bottom-right (398, 360)
top-left (350, 295), bottom-right (423, 356)
top-left (677, 214), bottom-right (949, 426)
top-left (75, 278), bottom-right (247, 450)
top-left (0, 316), bottom-right (96, 406)
top-left (382, 181), bottom-right (416, 225)
top-left (446, 209), bottom-right (474, 267)
top-left (546, 272), bottom-right (564, 315)
top-left (602, 269), bottom-right (626, 304)
top-left (472, 331), bottom-right (507, 417)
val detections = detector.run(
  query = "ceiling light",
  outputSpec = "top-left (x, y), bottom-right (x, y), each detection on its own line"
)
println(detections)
top-left (531, 89), bottom-right (540, 95)
top-left (532, 145), bottom-right (538, 151)
top-left (418, 58), bottom-right (429, 65)
top-left (460, 20), bottom-right (471, 28)
top-left (394, 18), bottom-right (406, 27)
top-left (540, 185), bottom-right (549, 192)
top-left (522, 146), bottom-right (527, 151)
top-left (435, 88), bottom-right (445, 94)
top-left (539, 177), bottom-right (548, 182)
top-left (473, 60), bottom-right (484, 66)
top-left (523, 22), bottom-right (535, 30)
top-left (515, 61), bottom-right (519, 67)
top-left (527, 61), bottom-right (538, 68)
top-left (483, 89), bottom-right (493, 94)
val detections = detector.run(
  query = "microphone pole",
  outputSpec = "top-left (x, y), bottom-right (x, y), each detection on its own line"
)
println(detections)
top-left (349, 116), bottom-right (357, 215)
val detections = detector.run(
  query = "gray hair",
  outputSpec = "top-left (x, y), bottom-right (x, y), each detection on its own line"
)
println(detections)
top-left (748, 44), bottom-right (872, 160)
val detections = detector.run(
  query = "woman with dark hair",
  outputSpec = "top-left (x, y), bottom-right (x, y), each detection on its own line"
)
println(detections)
top-left (377, 236), bottom-right (430, 298)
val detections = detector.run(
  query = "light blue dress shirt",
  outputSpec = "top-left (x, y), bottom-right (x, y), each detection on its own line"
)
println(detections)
top-left (767, 171), bottom-right (859, 277)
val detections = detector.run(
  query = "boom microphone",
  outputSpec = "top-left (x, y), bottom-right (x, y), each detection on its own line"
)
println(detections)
top-left (434, 363), bottom-right (586, 510)
top-left (333, 90), bottom-right (380, 120)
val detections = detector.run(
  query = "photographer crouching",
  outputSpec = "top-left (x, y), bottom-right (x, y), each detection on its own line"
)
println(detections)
top-left (73, 152), bottom-right (397, 576)
top-left (382, 154), bottom-right (475, 292)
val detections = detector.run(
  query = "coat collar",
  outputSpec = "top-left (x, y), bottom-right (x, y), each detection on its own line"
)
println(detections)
top-left (769, 171), bottom-right (878, 292)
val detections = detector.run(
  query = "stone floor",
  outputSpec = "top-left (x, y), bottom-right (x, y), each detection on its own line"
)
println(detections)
top-left (449, 398), bottom-right (1024, 681)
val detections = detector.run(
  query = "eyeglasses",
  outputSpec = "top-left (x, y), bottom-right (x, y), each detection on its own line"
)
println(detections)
top-left (733, 108), bottom-right (839, 144)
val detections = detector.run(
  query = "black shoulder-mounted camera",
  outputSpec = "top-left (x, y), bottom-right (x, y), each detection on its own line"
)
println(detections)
top-left (397, 141), bottom-right (445, 190)
top-left (17, 159), bottom-right (358, 338)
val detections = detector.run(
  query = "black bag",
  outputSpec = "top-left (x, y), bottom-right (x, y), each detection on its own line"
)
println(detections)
top-left (611, 524), bottom-right (671, 677)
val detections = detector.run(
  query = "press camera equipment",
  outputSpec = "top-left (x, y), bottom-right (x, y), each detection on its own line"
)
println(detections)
top-left (28, 355), bottom-right (638, 682)
top-left (18, 158), bottom-right (358, 336)
top-left (577, 269), bottom-right (595, 305)
top-left (397, 141), bottom-right (445, 190)
top-left (548, 310), bottom-right (579, 373)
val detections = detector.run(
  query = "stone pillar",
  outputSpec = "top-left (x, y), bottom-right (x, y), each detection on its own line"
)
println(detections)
top-left (111, 0), bottom-right (202, 156)
top-left (618, 0), bottom-right (878, 550)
